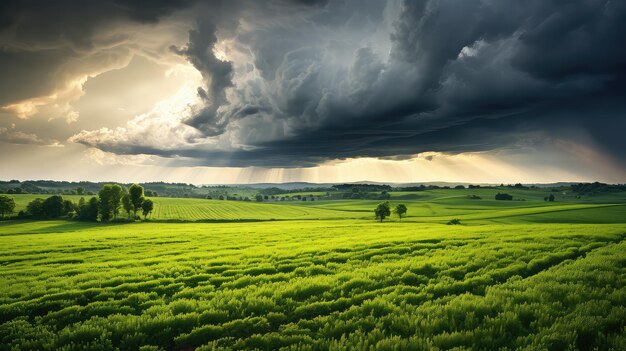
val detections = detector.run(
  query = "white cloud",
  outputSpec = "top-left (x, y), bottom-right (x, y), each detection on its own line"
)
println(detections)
top-left (69, 68), bottom-right (215, 152)
top-left (83, 148), bottom-right (158, 166)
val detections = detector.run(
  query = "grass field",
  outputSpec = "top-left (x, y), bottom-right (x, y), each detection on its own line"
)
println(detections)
top-left (1, 191), bottom-right (625, 350)
top-left (8, 190), bottom-right (626, 224)
top-left (148, 198), bottom-right (357, 221)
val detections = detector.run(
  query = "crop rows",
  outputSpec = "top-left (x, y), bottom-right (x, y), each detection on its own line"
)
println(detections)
top-left (148, 199), bottom-right (358, 221)
top-left (1, 220), bottom-right (625, 350)
top-left (8, 194), bottom-right (626, 225)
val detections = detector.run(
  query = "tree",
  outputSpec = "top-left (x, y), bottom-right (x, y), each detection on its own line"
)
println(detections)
top-left (141, 199), bottom-right (154, 219)
top-left (548, 194), bottom-right (555, 202)
top-left (374, 201), bottom-right (391, 222)
top-left (0, 195), bottom-right (16, 218)
top-left (255, 194), bottom-right (264, 202)
top-left (26, 198), bottom-right (45, 218)
top-left (42, 195), bottom-right (64, 218)
top-left (8, 187), bottom-right (23, 194)
top-left (111, 185), bottom-right (124, 219)
top-left (63, 199), bottom-right (76, 215)
top-left (77, 197), bottom-right (99, 221)
top-left (76, 187), bottom-right (85, 195)
top-left (128, 184), bottom-right (145, 218)
top-left (98, 184), bottom-right (124, 221)
top-left (495, 193), bottom-right (513, 200)
top-left (122, 194), bottom-right (132, 219)
top-left (98, 186), bottom-right (113, 221)
top-left (394, 204), bottom-right (407, 221)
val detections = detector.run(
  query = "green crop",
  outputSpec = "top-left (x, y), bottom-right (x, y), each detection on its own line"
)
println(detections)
top-left (1, 218), bottom-right (625, 350)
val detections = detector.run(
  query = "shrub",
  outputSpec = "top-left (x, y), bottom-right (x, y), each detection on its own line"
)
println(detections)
top-left (495, 193), bottom-right (513, 200)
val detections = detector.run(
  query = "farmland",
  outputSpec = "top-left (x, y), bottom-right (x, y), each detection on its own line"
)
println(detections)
top-left (8, 195), bottom-right (358, 221)
top-left (1, 190), bottom-right (625, 350)
top-left (148, 198), bottom-right (356, 221)
top-left (8, 189), bottom-right (626, 223)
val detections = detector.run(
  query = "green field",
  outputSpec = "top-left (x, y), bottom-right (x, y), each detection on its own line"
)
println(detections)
top-left (1, 191), bottom-right (625, 350)
top-left (9, 190), bottom-right (626, 224)
top-left (148, 198), bottom-right (357, 221)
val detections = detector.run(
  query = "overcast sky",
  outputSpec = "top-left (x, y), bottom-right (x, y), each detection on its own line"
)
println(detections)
top-left (1, 0), bottom-right (625, 184)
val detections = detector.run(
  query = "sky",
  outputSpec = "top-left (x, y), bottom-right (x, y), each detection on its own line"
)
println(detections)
top-left (1, 0), bottom-right (625, 184)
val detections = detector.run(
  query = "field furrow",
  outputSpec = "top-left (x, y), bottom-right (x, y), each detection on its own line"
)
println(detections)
top-left (1, 220), bottom-right (624, 350)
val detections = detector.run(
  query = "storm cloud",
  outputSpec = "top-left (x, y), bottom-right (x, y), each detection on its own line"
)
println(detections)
top-left (3, 0), bottom-right (626, 169)
top-left (0, 0), bottom-right (195, 120)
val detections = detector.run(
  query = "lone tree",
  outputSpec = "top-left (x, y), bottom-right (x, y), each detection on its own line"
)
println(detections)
top-left (374, 201), bottom-right (391, 222)
top-left (394, 204), bottom-right (407, 221)
top-left (141, 199), bottom-right (154, 219)
top-left (0, 195), bottom-right (16, 218)
top-left (128, 184), bottom-right (145, 218)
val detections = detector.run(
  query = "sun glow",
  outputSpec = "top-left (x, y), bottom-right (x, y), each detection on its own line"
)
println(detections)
top-left (28, 146), bottom-right (612, 185)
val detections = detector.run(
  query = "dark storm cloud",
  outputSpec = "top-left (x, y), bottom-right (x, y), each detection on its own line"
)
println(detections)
top-left (171, 18), bottom-right (234, 136)
top-left (133, 0), bottom-right (622, 168)
top-left (111, 0), bottom-right (619, 168)
top-left (5, 0), bottom-right (626, 169)
top-left (0, 0), bottom-right (197, 106)
top-left (0, 0), bottom-right (194, 44)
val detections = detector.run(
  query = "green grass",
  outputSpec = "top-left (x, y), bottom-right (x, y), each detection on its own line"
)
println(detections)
top-left (8, 189), bottom-right (626, 223)
top-left (8, 195), bottom-right (365, 221)
top-left (1, 190), bottom-right (625, 350)
top-left (1, 220), bottom-right (625, 350)
top-left (148, 198), bottom-right (360, 221)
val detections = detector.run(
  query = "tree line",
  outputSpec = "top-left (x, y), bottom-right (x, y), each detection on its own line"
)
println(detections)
top-left (0, 184), bottom-right (153, 222)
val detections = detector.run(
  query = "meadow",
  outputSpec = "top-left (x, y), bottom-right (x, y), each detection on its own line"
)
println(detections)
top-left (1, 190), bottom-right (625, 350)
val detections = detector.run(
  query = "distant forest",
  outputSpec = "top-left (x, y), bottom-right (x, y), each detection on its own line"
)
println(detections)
top-left (1, 180), bottom-right (624, 199)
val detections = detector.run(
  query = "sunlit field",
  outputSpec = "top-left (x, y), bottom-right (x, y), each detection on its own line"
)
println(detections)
top-left (3, 0), bottom-right (626, 349)
top-left (1, 190), bottom-right (626, 350)
top-left (9, 190), bottom-right (626, 223)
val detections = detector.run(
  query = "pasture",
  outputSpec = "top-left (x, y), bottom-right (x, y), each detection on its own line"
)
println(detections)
top-left (1, 191), bottom-right (625, 350)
